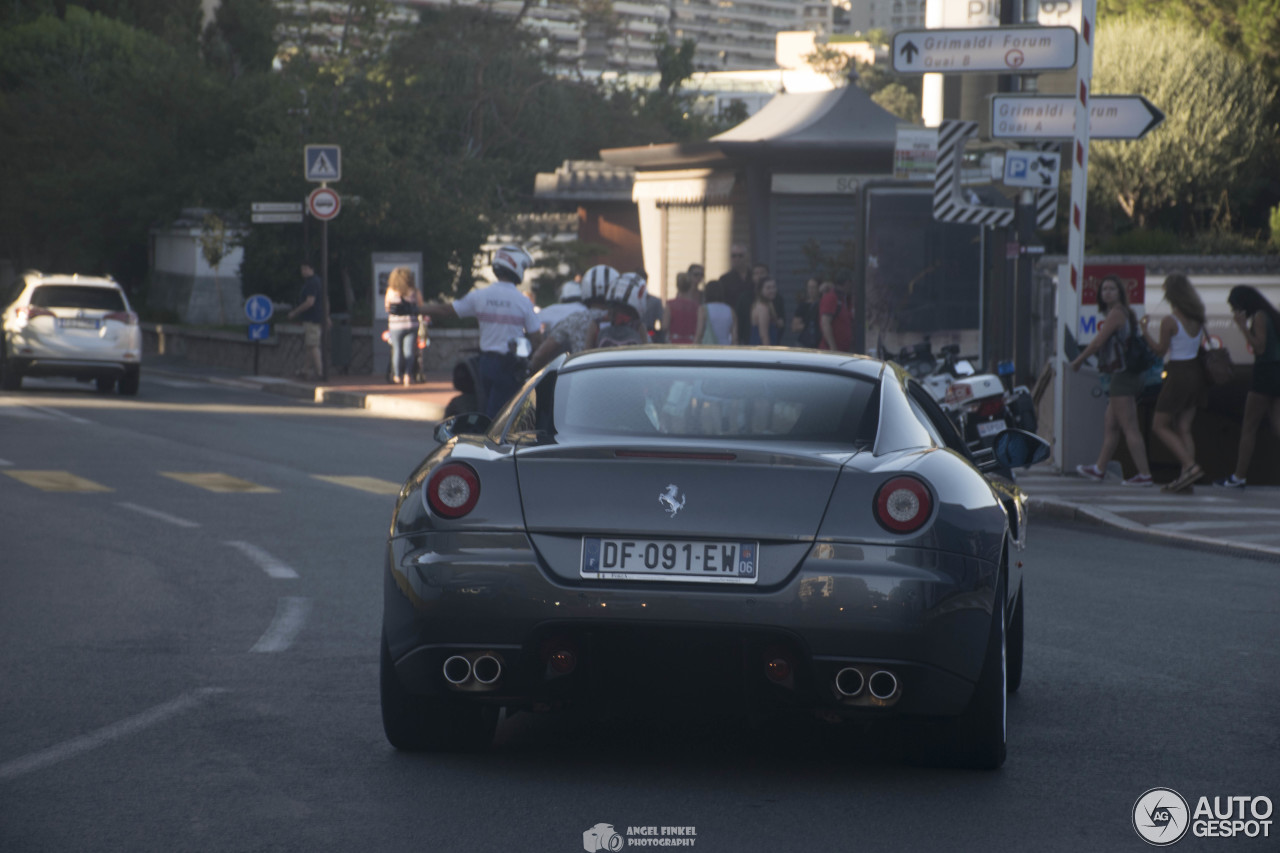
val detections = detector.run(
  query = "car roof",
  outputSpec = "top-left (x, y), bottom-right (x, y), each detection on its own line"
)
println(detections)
top-left (559, 345), bottom-right (885, 381)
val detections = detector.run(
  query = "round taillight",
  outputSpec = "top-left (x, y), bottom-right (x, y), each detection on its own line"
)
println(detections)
top-left (874, 477), bottom-right (933, 534)
top-left (426, 462), bottom-right (480, 518)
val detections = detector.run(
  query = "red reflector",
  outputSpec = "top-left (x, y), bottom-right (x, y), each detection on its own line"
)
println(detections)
top-left (873, 477), bottom-right (933, 534)
top-left (974, 397), bottom-right (1005, 419)
top-left (765, 658), bottom-right (791, 683)
top-left (426, 462), bottom-right (480, 518)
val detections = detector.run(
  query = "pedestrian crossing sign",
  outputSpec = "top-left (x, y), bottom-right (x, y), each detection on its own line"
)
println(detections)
top-left (304, 144), bottom-right (341, 182)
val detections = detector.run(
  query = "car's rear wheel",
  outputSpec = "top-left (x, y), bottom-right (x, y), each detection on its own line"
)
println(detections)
top-left (118, 365), bottom-right (139, 396)
top-left (1006, 579), bottom-right (1024, 694)
top-left (380, 635), bottom-right (497, 752)
top-left (95, 376), bottom-right (116, 393)
top-left (947, 572), bottom-right (1007, 770)
top-left (0, 342), bottom-right (21, 391)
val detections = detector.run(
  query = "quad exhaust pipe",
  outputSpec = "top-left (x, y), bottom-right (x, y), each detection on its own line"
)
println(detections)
top-left (442, 652), bottom-right (503, 689)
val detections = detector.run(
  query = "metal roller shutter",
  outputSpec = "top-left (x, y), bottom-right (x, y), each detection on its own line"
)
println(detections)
top-left (770, 195), bottom-right (860, 334)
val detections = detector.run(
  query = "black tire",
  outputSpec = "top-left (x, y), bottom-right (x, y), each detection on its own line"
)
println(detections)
top-left (96, 376), bottom-right (116, 394)
top-left (0, 342), bottom-right (21, 391)
top-left (380, 635), bottom-right (496, 752)
top-left (118, 365), bottom-right (139, 396)
top-left (1006, 579), bottom-right (1024, 694)
top-left (948, 572), bottom-right (1008, 770)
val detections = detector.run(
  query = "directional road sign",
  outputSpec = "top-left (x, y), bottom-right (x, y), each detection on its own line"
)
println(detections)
top-left (251, 202), bottom-right (303, 213)
top-left (304, 144), bottom-right (341, 182)
top-left (248, 323), bottom-right (270, 341)
top-left (893, 26), bottom-right (1077, 74)
top-left (244, 294), bottom-right (274, 324)
top-left (1003, 149), bottom-right (1061, 189)
top-left (251, 212), bottom-right (304, 224)
top-left (990, 94), bottom-right (1165, 140)
top-left (308, 187), bottom-right (341, 221)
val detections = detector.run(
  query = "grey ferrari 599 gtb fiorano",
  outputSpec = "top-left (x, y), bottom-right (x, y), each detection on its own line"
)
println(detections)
top-left (380, 347), bottom-right (1049, 769)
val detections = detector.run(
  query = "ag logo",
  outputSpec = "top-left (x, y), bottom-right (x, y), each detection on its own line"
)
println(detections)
top-left (1133, 788), bottom-right (1190, 846)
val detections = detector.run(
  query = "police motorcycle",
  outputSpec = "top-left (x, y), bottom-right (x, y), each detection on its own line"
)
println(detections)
top-left (944, 358), bottom-right (1037, 454)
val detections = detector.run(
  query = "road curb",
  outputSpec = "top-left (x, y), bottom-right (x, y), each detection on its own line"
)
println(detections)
top-left (1028, 497), bottom-right (1280, 563)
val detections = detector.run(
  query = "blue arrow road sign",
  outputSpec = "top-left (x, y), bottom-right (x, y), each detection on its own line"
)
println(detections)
top-left (244, 294), bottom-right (274, 323)
top-left (248, 323), bottom-right (271, 341)
top-left (304, 144), bottom-right (341, 182)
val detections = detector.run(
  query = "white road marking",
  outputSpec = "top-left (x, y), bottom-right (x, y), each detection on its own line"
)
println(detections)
top-left (1094, 504), bottom-right (1280, 516)
top-left (1151, 520), bottom-right (1260, 532)
top-left (118, 502), bottom-right (200, 529)
top-left (251, 597), bottom-right (310, 653)
top-left (0, 688), bottom-right (226, 782)
top-left (25, 405), bottom-right (93, 425)
top-left (225, 541), bottom-right (299, 579)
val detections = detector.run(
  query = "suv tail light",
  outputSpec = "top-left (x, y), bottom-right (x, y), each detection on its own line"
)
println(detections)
top-left (874, 477), bottom-right (933, 534)
top-left (17, 306), bottom-right (54, 322)
top-left (426, 463), bottom-right (480, 519)
top-left (104, 311), bottom-right (138, 326)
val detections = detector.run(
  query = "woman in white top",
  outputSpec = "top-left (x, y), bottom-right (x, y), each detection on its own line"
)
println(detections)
top-left (694, 279), bottom-right (738, 345)
top-left (1140, 273), bottom-right (1207, 489)
top-left (384, 267), bottom-right (422, 386)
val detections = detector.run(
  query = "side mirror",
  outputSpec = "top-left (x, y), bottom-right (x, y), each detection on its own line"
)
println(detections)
top-left (433, 412), bottom-right (492, 444)
top-left (992, 428), bottom-right (1051, 469)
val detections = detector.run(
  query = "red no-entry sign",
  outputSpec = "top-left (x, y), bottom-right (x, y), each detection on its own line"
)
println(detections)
top-left (308, 187), bottom-right (341, 221)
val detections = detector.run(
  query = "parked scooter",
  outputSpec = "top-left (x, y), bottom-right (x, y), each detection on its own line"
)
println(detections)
top-left (944, 359), bottom-right (1037, 454)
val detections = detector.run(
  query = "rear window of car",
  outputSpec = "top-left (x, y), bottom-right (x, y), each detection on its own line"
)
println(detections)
top-left (30, 285), bottom-right (125, 311)
top-left (552, 365), bottom-right (877, 445)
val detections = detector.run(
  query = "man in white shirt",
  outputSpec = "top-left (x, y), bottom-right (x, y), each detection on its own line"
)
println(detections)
top-left (417, 245), bottom-right (542, 417)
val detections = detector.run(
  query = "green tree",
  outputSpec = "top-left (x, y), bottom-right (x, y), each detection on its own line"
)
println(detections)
top-left (0, 7), bottom-right (243, 280)
top-left (201, 0), bottom-right (279, 80)
top-left (1089, 18), bottom-right (1275, 231)
top-left (872, 83), bottom-right (921, 124)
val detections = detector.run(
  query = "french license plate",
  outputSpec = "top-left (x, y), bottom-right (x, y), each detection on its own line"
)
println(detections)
top-left (57, 317), bottom-right (101, 330)
top-left (581, 537), bottom-right (758, 584)
top-left (977, 419), bottom-right (1005, 438)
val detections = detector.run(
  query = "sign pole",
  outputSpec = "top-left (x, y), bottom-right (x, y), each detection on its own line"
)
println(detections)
top-left (1057, 0), bottom-right (1097, 470)
top-left (321, 213), bottom-right (330, 382)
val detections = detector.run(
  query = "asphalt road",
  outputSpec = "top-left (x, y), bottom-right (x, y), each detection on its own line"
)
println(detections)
top-left (1, 376), bottom-right (1277, 852)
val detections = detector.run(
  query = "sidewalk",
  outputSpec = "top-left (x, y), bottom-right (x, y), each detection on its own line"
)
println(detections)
top-left (145, 354), bottom-right (453, 421)
top-left (1019, 468), bottom-right (1280, 561)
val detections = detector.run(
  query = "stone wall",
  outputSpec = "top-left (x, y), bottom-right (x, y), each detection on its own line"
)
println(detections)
top-left (143, 323), bottom-right (480, 378)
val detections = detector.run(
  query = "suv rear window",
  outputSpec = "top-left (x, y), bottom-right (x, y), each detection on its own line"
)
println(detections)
top-left (552, 365), bottom-right (877, 445)
top-left (30, 285), bottom-right (125, 311)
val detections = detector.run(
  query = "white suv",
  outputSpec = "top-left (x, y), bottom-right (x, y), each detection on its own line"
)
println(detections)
top-left (1, 272), bottom-right (142, 394)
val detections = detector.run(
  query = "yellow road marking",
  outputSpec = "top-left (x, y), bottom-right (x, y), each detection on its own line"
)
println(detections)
top-left (3, 470), bottom-right (112, 492)
top-left (160, 472), bottom-right (277, 493)
top-left (312, 475), bottom-right (402, 495)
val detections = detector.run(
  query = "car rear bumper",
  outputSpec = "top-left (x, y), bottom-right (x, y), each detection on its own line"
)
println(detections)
top-left (9, 357), bottom-right (135, 380)
top-left (383, 531), bottom-right (999, 717)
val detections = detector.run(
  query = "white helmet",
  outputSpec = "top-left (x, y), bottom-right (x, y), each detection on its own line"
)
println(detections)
top-left (559, 281), bottom-right (582, 302)
top-left (492, 244), bottom-right (533, 284)
top-left (581, 265), bottom-right (618, 302)
top-left (609, 272), bottom-right (648, 316)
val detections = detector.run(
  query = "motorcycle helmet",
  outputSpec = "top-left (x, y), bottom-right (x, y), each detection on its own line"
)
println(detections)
top-left (491, 244), bottom-right (533, 284)
top-left (609, 272), bottom-right (648, 317)
top-left (581, 265), bottom-right (618, 303)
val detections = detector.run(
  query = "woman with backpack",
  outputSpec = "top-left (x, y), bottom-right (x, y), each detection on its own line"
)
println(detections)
top-left (1069, 275), bottom-right (1154, 486)
top-left (1139, 273), bottom-right (1207, 491)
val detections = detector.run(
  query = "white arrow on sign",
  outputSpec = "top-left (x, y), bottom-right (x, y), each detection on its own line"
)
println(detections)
top-left (893, 26), bottom-right (1077, 74)
top-left (990, 94), bottom-right (1165, 140)
top-left (251, 202), bottom-right (303, 213)
top-left (251, 213), bottom-right (304, 224)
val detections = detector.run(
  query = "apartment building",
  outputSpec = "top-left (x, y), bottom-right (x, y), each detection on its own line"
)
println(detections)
top-left (834, 0), bottom-right (926, 35)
